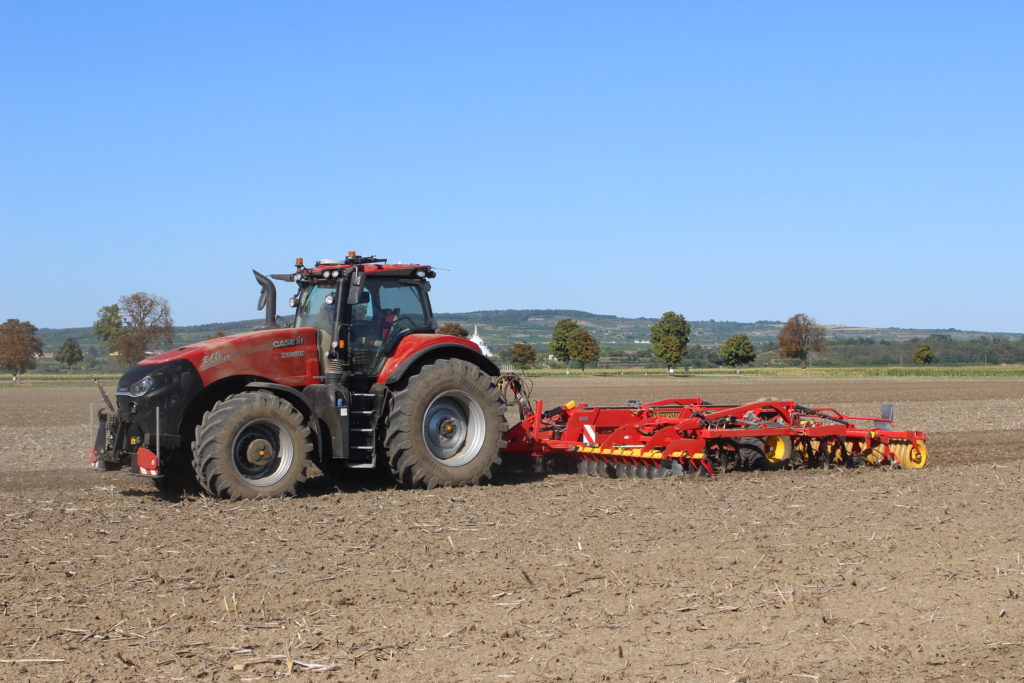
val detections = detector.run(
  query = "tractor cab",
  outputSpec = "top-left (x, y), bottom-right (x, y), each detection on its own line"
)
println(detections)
top-left (292, 267), bottom-right (435, 376)
top-left (274, 254), bottom-right (438, 380)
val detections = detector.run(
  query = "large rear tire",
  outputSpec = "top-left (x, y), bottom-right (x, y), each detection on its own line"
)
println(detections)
top-left (385, 358), bottom-right (505, 488)
top-left (192, 391), bottom-right (312, 499)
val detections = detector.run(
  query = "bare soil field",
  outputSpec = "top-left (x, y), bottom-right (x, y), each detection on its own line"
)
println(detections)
top-left (2, 377), bottom-right (1023, 681)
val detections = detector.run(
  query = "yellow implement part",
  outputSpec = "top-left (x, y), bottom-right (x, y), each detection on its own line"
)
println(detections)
top-left (898, 440), bottom-right (928, 469)
top-left (764, 435), bottom-right (792, 464)
top-left (863, 444), bottom-right (886, 466)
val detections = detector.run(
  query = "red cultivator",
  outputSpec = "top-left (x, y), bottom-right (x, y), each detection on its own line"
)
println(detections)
top-left (499, 375), bottom-right (928, 478)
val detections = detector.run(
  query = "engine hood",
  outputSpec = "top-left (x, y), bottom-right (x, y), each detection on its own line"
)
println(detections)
top-left (139, 327), bottom-right (320, 387)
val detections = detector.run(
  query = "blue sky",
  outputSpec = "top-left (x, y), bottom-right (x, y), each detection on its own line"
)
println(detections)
top-left (2, 1), bottom-right (1021, 333)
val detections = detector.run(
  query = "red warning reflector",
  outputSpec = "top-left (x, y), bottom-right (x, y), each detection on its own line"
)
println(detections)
top-left (134, 447), bottom-right (160, 477)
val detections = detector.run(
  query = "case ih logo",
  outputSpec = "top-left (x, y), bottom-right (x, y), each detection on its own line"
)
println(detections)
top-left (272, 337), bottom-right (304, 349)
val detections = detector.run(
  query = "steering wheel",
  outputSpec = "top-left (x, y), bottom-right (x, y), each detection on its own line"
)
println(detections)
top-left (391, 316), bottom-right (418, 333)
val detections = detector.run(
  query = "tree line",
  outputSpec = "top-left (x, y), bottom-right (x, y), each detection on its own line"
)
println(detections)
top-left (460, 312), bottom-right (978, 372)
top-left (438, 312), bottom-right (828, 372)
top-left (4, 299), bottom-right (1022, 379)
top-left (0, 292), bottom-right (173, 379)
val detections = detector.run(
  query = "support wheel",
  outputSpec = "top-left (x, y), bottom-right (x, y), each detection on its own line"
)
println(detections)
top-left (898, 440), bottom-right (928, 469)
top-left (192, 391), bottom-right (312, 499)
top-left (755, 435), bottom-right (793, 471)
top-left (385, 358), bottom-right (505, 488)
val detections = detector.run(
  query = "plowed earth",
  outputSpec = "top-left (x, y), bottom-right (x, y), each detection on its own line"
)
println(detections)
top-left (2, 377), bottom-right (1023, 681)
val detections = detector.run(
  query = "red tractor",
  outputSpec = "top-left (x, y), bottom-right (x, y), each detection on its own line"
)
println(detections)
top-left (90, 253), bottom-right (506, 498)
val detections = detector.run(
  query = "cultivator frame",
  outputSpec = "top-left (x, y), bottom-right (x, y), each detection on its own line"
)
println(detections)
top-left (499, 376), bottom-right (928, 478)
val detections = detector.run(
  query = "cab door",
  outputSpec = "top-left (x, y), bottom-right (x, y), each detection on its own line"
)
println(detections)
top-left (349, 279), bottom-right (433, 375)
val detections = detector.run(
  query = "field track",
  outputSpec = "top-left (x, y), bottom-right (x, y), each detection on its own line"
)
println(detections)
top-left (2, 377), bottom-right (1022, 681)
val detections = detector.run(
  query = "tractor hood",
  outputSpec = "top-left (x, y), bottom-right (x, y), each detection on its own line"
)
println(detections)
top-left (139, 327), bottom-right (321, 388)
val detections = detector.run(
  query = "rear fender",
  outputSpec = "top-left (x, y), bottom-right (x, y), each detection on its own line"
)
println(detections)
top-left (378, 335), bottom-right (499, 386)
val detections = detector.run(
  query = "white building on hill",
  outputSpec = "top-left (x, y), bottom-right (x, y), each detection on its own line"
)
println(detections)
top-left (469, 325), bottom-right (492, 357)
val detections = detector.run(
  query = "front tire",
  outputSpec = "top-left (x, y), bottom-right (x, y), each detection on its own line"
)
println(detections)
top-left (385, 358), bottom-right (505, 488)
top-left (192, 391), bottom-right (312, 499)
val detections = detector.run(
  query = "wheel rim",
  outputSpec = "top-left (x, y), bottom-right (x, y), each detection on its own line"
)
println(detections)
top-left (422, 390), bottom-right (486, 467)
top-left (231, 418), bottom-right (295, 486)
top-left (764, 436), bottom-right (789, 464)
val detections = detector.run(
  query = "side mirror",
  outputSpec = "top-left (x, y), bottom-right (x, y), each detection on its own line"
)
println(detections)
top-left (346, 270), bottom-right (366, 305)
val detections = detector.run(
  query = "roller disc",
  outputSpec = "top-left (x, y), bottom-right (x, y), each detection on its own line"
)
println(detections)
top-left (822, 438), bottom-right (847, 470)
top-left (647, 462), bottom-right (669, 478)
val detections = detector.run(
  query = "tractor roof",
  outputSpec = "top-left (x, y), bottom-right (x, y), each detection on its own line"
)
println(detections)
top-left (296, 252), bottom-right (435, 280)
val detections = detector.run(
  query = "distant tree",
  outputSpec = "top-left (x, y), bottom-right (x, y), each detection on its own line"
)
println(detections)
top-left (778, 313), bottom-right (827, 369)
top-left (93, 304), bottom-right (126, 354)
top-left (650, 311), bottom-right (691, 370)
top-left (207, 330), bottom-right (227, 340)
top-left (0, 319), bottom-right (44, 380)
top-left (504, 342), bottom-right (537, 368)
top-left (55, 338), bottom-right (84, 371)
top-left (682, 343), bottom-right (722, 368)
top-left (568, 327), bottom-right (600, 373)
top-left (438, 322), bottom-right (470, 338)
top-left (720, 334), bottom-right (757, 367)
top-left (93, 293), bottom-right (174, 366)
top-left (550, 319), bottom-right (581, 368)
top-left (913, 343), bottom-right (936, 365)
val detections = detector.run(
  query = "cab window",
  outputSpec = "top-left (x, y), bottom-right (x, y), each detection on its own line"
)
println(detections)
top-left (295, 282), bottom-right (338, 330)
top-left (374, 282), bottom-right (429, 328)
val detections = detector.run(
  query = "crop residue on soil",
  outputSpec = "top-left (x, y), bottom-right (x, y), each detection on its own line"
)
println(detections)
top-left (2, 377), bottom-right (1023, 681)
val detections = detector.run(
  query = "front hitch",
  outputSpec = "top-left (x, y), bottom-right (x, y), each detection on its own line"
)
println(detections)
top-left (88, 375), bottom-right (127, 471)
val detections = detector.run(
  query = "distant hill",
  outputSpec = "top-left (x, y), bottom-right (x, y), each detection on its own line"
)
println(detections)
top-left (36, 309), bottom-right (1021, 355)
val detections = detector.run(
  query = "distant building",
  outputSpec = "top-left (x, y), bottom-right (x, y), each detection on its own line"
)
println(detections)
top-left (469, 325), bottom-right (492, 357)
